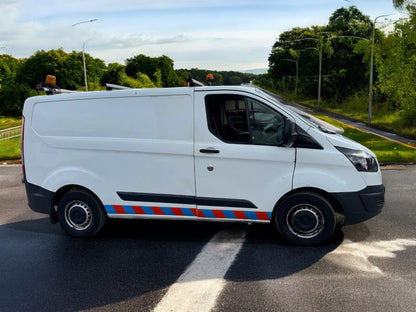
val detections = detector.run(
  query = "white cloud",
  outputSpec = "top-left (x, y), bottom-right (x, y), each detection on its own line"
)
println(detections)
top-left (0, 0), bottom-right (398, 70)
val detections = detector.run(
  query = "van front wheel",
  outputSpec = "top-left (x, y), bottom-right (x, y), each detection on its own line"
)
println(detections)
top-left (275, 192), bottom-right (336, 246)
top-left (57, 190), bottom-right (107, 237)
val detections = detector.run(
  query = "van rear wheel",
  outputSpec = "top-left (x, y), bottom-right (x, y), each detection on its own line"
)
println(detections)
top-left (57, 190), bottom-right (107, 237)
top-left (275, 192), bottom-right (336, 246)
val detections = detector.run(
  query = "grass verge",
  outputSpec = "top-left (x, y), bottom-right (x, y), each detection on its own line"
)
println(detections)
top-left (0, 136), bottom-right (21, 162)
top-left (0, 116), bottom-right (21, 130)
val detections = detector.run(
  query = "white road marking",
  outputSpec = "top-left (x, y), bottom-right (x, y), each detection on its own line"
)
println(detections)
top-left (326, 238), bottom-right (416, 275)
top-left (153, 228), bottom-right (246, 312)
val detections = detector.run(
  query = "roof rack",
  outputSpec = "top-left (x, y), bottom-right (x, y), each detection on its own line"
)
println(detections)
top-left (36, 85), bottom-right (79, 95)
top-left (105, 83), bottom-right (132, 91)
top-left (187, 78), bottom-right (205, 87)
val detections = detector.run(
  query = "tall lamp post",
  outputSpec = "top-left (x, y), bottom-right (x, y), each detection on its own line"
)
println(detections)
top-left (287, 38), bottom-right (321, 107)
top-left (72, 19), bottom-right (98, 91)
top-left (280, 58), bottom-right (298, 95)
top-left (369, 14), bottom-right (393, 126)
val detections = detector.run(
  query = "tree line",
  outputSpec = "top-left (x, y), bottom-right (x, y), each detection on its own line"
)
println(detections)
top-left (262, 5), bottom-right (416, 126)
top-left (0, 50), bottom-right (257, 116)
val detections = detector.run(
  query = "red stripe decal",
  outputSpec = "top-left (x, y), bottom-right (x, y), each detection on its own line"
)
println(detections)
top-left (212, 210), bottom-right (225, 218)
top-left (255, 211), bottom-right (270, 221)
top-left (190, 208), bottom-right (198, 216)
top-left (132, 206), bottom-right (145, 214)
top-left (233, 211), bottom-right (247, 219)
top-left (113, 205), bottom-right (126, 214)
top-left (152, 207), bottom-right (164, 215)
top-left (171, 207), bottom-right (184, 216)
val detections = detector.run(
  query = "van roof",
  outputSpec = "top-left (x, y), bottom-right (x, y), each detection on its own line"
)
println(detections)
top-left (25, 85), bottom-right (262, 103)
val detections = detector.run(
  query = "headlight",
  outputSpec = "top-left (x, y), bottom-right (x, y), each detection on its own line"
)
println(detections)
top-left (335, 146), bottom-right (378, 172)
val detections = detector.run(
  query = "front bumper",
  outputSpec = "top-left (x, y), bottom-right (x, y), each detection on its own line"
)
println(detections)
top-left (331, 185), bottom-right (385, 225)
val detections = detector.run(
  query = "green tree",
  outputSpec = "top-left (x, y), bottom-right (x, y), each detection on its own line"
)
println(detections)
top-left (0, 55), bottom-right (35, 116)
top-left (376, 9), bottom-right (416, 124)
top-left (125, 54), bottom-right (179, 87)
top-left (101, 62), bottom-right (126, 85)
top-left (15, 49), bottom-right (104, 91)
top-left (268, 6), bottom-right (372, 102)
top-left (393, 0), bottom-right (415, 10)
top-left (0, 55), bottom-right (19, 91)
top-left (0, 77), bottom-right (36, 116)
top-left (16, 49), bottom-right (66, 88)
top-left (58, 51), bottom-right (84, 89)
top-left (268, 26), bottom-right (323, 97)
top-left (101, 62), bottom-right (156, 88)
top-left (326, 6), bottom-right (372, 101)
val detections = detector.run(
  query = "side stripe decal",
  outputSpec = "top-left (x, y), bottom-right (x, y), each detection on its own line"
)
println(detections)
top-left (104, 205), bottom-right (271, 221)
top-left (105, 205), bottom-right (197, 217)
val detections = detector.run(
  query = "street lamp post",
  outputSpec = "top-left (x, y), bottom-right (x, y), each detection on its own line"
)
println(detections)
top-left (317, 38), bottom-right (323, 109)
top-left (82, 41), bottom-right (89, 91)
top-left (280, 58), bottom-right (298, 95)
top-left (72, 19), bottom-right (98, 91)
top-left (288, 38), bottom-right (321, 107)
top-left (369, 14), bottom-right (394, 126)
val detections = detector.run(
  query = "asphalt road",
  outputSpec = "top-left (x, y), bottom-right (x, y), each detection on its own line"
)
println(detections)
top-left (1, 165), bottom-right (415, 312)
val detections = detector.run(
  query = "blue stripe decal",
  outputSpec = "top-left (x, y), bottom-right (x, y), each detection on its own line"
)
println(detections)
top-left (104, 205), bottom-right (116, 213)
top-left (141, 206), bottom-right (154, 215)
top-left (200, 209), bottom-right (215, 218)
top-left (244, 211), bottom-right (257, 220)
top-left (122, 205), bottom-right (135, 214)
top-left (182, 208), bottom-right (196, 216)
top-left (161, 207), bottom-right (175, 216)
top-left (223, 210), bottom-right (237, 219)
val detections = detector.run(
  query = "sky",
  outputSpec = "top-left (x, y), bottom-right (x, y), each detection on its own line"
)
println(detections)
top-left (0, 0), bottom-right (404, 71)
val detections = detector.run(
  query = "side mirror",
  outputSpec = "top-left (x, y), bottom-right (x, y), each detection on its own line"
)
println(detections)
top-left (283, 119), bottom-right (297, 147)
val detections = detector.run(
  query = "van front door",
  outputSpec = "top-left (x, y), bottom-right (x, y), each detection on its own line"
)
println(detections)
top-left (194, 91), bottom-right (296, 222)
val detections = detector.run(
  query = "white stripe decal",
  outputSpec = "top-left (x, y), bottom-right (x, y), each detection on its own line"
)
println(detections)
top-left (153, 228), bottom-right (246, 312)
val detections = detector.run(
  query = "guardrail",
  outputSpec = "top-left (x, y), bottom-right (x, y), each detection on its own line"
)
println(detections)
top-left (0, 126), bottom-right (21, 142)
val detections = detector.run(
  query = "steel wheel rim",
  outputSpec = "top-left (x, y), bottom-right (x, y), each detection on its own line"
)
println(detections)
top-left (286, 203), bottom-right (324, 239)
top-left (65, 201), bottom-right (93, 231)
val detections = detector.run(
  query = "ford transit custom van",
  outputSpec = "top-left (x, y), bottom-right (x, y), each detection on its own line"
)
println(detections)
top-left (22, 86), bottom-right (384, 245)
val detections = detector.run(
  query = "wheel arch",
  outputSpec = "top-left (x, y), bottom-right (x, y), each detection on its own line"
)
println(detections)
top-left (272, 187), bottom-right (344, 220)
top-left (51, 184), bottom-right (105, 223)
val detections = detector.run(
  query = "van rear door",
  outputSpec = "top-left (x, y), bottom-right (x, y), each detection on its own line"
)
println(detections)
top-left (193, 90), bottom-right (296, 221)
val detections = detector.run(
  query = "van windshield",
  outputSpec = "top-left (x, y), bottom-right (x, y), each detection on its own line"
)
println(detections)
top-left (255, 88), bottom-right (343, 134)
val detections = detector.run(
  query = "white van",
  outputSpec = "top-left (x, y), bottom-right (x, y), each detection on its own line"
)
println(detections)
top-left (22, 86), bottom-right (385, 245)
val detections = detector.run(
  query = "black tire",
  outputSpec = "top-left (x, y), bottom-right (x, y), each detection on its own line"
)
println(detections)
top-left (275, 192), bottom-right (336, 246)
top-left (57, 189), bottom-right (107, 237)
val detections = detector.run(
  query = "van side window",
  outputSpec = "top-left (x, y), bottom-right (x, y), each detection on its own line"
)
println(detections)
top-left (205, 94), bottom-right (285, 146)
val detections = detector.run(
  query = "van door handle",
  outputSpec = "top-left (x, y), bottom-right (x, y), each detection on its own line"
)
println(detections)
top-left (199, 148), bottom-right (220, 154)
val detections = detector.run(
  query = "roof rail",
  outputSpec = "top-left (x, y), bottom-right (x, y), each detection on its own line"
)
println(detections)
top-left (36, 85), bottom-right (79, 95)
top-left (105, 83), bottom-right (132, 91)
top-left (187, 78), bottom-right (205, 87)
